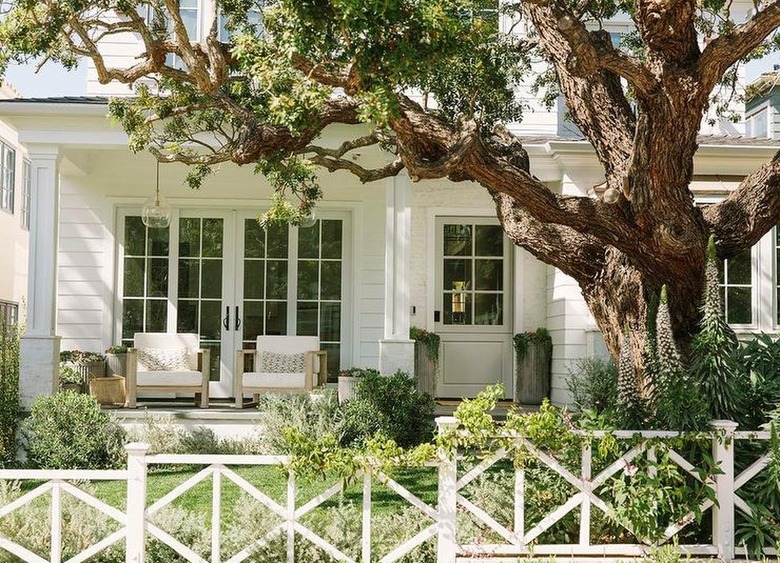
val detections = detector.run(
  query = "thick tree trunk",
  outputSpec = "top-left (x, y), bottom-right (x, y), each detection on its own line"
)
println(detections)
top-left (578, 246), bottom-right (705, 394)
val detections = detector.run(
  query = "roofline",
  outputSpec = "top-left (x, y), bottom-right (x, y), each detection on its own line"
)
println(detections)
top-left (0, 98), bottom-right (109, 116)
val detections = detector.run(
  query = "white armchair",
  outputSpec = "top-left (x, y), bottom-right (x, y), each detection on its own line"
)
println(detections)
top-left (126, 333), bottom-right (210, 409)
top-left (235, 336), bottom-right (327, 408)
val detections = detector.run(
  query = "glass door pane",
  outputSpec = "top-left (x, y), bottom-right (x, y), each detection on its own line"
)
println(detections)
top-left (177, 217), bottom-right (225, 380)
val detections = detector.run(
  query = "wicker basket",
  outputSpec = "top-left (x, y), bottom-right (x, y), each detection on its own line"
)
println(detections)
top-left (89, 376), bottom-right (126, 408)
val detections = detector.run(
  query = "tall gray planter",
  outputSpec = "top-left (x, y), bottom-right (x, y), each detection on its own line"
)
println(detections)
top-left (414, 342), bottom-right (436, 397)
top-left (106, 353), bottom-right (127, 376)
top-left (515, 333), bottom-right (552, 405)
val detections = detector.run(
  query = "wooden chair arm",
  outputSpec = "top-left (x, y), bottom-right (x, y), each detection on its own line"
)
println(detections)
top-left (196, 348), bottom-right (211, 380)
top-left (305, 350), bottom-right (328, 388)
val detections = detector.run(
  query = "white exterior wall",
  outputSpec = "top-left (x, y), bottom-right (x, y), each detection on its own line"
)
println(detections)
top-left (53, 144), bottom-right (386, 371)
top-left (0, 99), bottom-right (29, 319)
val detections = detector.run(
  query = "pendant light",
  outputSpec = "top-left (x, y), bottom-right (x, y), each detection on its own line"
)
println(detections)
top-left (299, 209), bottom-right (317, 228)
top-left (142, 160), bottom-right (172, 229)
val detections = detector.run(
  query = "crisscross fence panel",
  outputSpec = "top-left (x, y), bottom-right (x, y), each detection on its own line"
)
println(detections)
top-left (0, 419), bottom-right (776, 562)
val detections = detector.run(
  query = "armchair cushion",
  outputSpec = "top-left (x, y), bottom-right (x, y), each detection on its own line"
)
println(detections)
top-left (136, 370), bottom-right (205, 386)
top-left (242, 372), bottom-right (307, 388)
top-left (258, 351), bottom-right (306, 374)
top-left (137, 347), bottom-right (191, 372)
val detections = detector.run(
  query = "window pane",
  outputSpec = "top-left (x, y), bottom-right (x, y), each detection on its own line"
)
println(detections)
top-left (177, 300), bottom-right (198, 333)
top-left (179, 218), bottom-right (201, 257)
top-left (146, 300), bottom-right (167, 332)
top-left (321, 220), bottom-right (342, 259)
top-left (475, 294), bottom-right (503, 325)
top-left (321, 262), bottom-right (341, 301)
top-left (320, 303), bottom-right (341, 342)
top-left (444, 291), bottom-right (471, 325)
top-left (202, 219), bottom-right (223, 257)
top-left (322, 343), bottom-right (340, 383)
top-left (297, 302), bottom-right (318, 336)
top-left (444, 259), bottom-right (471, 290)
top-left (201, 259), bottom-right (223, 299)
top-left (148, 226), bottom-right (169, 256)
top-left (244, 260), bottom-right (265, 299)
top-left (297, 260), bottom-right (319, 300)
top-left (727, 287), bottom-right (752, 324)
top-left (201, 342), bottom-right (221, 382)
top-left (475, 225), bottom-right (502, 256)
top-left (124, 258), bottom-right (145, 297)
top-left (244, 219), bottom-right (265, 258)
top-left (266, 223), bottom-right (289, 258)
top-left (178, 259), bottom-right (200, 298)
top-left (125, 217), bottom-right (146, 256)
top-left (200, 301), bottom-right (221, 340)
top-left (122, 300), bottom-right (143, 339)
top-left (728, 249), bottom-right (751, 285)
top-left (148, 258), bottom-right (169, 297)
top-left (243, 301), bottom-right (264, 341)
top-left (444, 224), bottom-right (471, 256)
top-left (265, 301), bottom-right (287, 335)
top-left (475, 259), bottom-right (502, 291)
top-left (298, 222), bottom-right (320, 259)
top-left (267, 260), bottom-right (288, 299)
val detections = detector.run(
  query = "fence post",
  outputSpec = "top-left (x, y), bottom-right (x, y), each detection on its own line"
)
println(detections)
top-left (125, 442), bottom-right (150, 563)
top-left (711, 420), bottom-right (738, 562)
top-left (436, 416), bottom-right (458, 563)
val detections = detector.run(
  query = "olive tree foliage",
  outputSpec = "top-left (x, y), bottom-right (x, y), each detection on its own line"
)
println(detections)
top-left (3, 0), bottom-right (780, 383)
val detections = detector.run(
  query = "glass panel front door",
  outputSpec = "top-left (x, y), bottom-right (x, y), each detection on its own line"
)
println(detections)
top-left (119, 210), bottom-right (350, 398)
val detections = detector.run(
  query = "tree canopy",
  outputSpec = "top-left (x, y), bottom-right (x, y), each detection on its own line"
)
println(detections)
top-left (2, 0), bottom-right (780, 376)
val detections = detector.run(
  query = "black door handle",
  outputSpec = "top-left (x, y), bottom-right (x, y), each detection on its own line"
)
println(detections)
top-left (235, 306), bottom-right (241, 331)
top-left (223, 306), bottom-right (230, 330)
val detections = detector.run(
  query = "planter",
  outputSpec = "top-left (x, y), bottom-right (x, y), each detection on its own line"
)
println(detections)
top-left (514, 331), bottom-right (552, 405)
top-left (106, 353), bottom-right (127, 376)
top-left (414, 341), bottom-right (437, 397)
top-left (60, 382), bottom-right (82, 394)
top-left (61, 361), bottom-right (106, 393)
top-left (89, 376), bottom-right (126, 408)
top-left (338, 376), bottom-right (359, 403)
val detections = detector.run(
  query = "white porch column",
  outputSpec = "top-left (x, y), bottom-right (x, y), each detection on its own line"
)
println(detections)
top-left (20, 146), bottom-right (61, 408)
top-left (378, 173), bottom-right (414, 375)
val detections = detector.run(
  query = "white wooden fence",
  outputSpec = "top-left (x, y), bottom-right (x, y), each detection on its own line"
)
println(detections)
top-left (0, 418), bottom-right (775, 562)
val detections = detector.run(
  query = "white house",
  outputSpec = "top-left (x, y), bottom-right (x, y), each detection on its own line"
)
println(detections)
top-left (1, 3), bottom-right (778, 409)
top-left (0, 81), bottom-right (29, 330)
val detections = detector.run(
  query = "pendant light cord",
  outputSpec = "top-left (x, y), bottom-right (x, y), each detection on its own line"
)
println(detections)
top-left (155, 160), bottom-right (161, 206)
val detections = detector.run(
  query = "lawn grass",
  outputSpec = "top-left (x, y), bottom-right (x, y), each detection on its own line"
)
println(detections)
top-left (84, 464), bottom-right (439, 522)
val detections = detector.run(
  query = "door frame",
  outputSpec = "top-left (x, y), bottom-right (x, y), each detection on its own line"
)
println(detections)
top-left (426, 208), bottom-right (518, 398)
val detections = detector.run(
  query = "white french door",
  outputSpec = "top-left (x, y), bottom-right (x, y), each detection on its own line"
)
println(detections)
top-left (434, 217), bottom-right (513, 398)
top-left (118, 209), bottom-right (349, 399)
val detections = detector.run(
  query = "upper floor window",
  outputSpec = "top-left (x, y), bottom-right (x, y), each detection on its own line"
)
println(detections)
top-left (745, 108), bottom-right (769, 139)
top-left (21, 160), bottom-right (30, 230)
top-left (718, 247), bottom-right (753, 325)
top-left (0, 300), bottom-right (18, 328)
top-left (218, 5), bottom-right (264, 42)
top-left (0, 141), bottom-right (15, 213)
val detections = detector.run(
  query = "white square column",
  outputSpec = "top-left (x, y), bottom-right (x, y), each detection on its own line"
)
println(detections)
top-left (378, 173), bottom-right (415, 376)
top-left (20, 146), bottom-right (61, 408)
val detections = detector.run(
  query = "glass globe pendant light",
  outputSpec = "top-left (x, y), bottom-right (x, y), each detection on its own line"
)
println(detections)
top-left (299, 209), bottom-right (317, 228)
top-left (142, 160), bottom-right (172, 229)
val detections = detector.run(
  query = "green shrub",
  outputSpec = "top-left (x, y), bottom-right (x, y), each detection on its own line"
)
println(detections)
top-left (0, 323), bottom-right (20, 467)
top-left (566, 357), bottom-right (618, 414)
top-left (24, 392), bottom-right (125, 469)
top-left (256, 389), bottom-right (341, 454)
top-left (338, 371), bottom-right (435, 448)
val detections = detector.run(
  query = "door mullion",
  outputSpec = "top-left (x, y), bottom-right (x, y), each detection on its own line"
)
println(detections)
top-left (167, 210), bottom-right (181, 332)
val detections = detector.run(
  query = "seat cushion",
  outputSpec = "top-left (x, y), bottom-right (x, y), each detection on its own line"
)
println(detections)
top-left (258, 351), bottom-right (306, 373)
top-left (242, 372), bottom-right (306, 389)
top-left (137, 370), bottom-right (203, 386)
top-left (137, 347), bottom-right (192, 371)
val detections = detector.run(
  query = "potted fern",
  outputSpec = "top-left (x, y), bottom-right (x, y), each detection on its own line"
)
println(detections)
top-left (514, 328), bottom-right (553, 405)
top-left (58, 366), bottom-right (84, 393)
top-left (410, 326), bottom-right (439, 397)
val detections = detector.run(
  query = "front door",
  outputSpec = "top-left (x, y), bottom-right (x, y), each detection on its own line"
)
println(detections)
top-left (434, 217), bottom-right (513, 398)
top-left (118, 210), bottom-right (349, 398)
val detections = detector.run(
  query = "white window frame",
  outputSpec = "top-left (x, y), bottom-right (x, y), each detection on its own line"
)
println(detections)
top-left (20, 160), bottom-right (30, 230)
top-left (745, 101), bottom-right (771, 139)
top-left (0, 141), bottom-right (15, 213)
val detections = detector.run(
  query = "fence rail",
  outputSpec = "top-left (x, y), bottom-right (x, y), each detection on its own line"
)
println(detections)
top-left (0, 418), bottom-right (775, 562)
